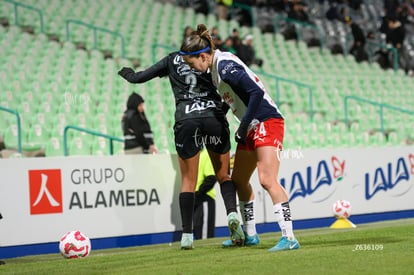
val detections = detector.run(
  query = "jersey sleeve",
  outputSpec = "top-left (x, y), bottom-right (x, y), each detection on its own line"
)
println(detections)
top-left (122, 56), bottom-right (170, 83)
top-left (218, 60), bottom-right (263, 125)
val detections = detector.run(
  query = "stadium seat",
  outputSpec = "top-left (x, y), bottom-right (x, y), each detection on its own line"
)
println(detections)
top-left (68, 137), bottom-right (91, 156)
top-left (0, 0), bottom-right (413, 155)
top-left (45, 137), bottom-right (63, 157)
top-left (26, 124), bottom-right (49, 147)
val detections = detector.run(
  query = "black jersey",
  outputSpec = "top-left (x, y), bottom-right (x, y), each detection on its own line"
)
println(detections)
top-left (121, 52), bottom-right (225, 122)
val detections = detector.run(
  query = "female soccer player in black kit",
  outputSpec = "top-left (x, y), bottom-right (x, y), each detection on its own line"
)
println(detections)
top-left (118, 51), bottom-right (244, 249)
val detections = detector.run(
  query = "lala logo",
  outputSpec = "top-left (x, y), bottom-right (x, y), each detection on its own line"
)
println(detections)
top-left (281, 156), bottom-right (345, 202)
top-left (28, 169), bottom-right (63, 215)
top-left (365, 154), bottom-right (414, 200)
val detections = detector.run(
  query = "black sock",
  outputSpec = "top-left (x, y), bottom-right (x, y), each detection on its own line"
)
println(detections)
top-left (179, 192), bottom-right (195, 234)
top-left (220, 180), bottom-right (237, 215)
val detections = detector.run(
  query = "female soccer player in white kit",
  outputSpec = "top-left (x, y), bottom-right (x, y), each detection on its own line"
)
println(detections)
top-left (179, 24), bottom-right (300, 251)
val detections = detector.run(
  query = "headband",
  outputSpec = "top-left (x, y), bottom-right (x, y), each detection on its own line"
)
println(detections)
top-left (179, 46), bottom-right (211, 56)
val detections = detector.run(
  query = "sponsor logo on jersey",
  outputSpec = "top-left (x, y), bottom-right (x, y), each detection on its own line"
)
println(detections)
top-left (185, 100), bottom-right (216, 113)
top-left (221, 62), bottom-right (235, 75)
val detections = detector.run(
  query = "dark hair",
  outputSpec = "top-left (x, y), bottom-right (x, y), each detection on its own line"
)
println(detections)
top-left (179, 24), bottom-right (215, 56)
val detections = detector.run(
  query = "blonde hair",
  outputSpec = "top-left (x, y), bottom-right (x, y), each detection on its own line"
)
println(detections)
top-left (179, 24), bottom-right (215, 56)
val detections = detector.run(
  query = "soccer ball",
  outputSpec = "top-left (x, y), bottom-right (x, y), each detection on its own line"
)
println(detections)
top-left (332, 200), bottom-right (352, 218)
top-left (59, 230), bottom-right (91, 259)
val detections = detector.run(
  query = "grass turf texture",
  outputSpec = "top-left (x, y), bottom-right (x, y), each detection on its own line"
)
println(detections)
top-left (1, 218), bottom-right (413, 274)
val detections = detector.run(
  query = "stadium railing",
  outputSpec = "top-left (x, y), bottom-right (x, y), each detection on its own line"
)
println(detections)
top-left (255, 71), bottom-right (315, 121)
top-left (63, 125), bottom-right (124, 156)
top-left (65, 19), bottom-right (126, 58)
top-left (0, 105), bottom-right (22, 153)
top-left (3, 0), bottom-right (44, 33)
top-left (343, 95), bottom-right (414, 135)
top-left (366, 41), bottom-right (399, 72)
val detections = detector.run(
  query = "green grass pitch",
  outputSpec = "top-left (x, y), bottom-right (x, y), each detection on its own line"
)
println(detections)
top-left (1, 218), bottom-right (413, 274)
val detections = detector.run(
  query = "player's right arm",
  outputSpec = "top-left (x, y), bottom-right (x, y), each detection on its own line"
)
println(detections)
top-left (118, 56), bottom-right (169, 83)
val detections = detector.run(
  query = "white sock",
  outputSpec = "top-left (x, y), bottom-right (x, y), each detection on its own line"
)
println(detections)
top-left (273, 202), bottom-right (294, 239)
top-left (239, 200), bottom-right (257, 236)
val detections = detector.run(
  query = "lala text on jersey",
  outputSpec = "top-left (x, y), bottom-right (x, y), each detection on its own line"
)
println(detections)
top-left (174, 55), bottom-right (217, 113)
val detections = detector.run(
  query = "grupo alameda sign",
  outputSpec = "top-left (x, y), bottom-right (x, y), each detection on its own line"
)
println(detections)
top-left (67, 168), bottom-right (160, 209)
top-left (28, 167), bottom-right (160, 213)
top-left (0, 155), bottom-right (179, 246)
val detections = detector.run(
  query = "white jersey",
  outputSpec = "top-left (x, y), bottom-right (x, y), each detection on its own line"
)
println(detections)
top-left (210, 49), bottom-right (283, 125)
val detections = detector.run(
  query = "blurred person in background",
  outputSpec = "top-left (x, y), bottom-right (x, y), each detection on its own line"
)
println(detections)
top-left (345, 16), bottom-right (368, 63)
top-left (220, 36), bottom-right (237, 54)
top-left (211, 26), bottom-right (223, 49)
top-left (237, 34), bottom-right (264, 67)
top-left (230, 28), bottom-right (242, 54)
top-left (216, 0), bottom-right (233, 20)
top-left (122, 92), bottom-right (158, 154)
top-left (182, 25), bottom-right (194, 44)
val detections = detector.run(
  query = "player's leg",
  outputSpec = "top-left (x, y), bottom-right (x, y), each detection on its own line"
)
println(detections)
top-left (207, 150), bottom-right (236, 213)
top-left (175, 119), bottom-right (202, 249)
top-left (205, 117), bottom-right (244, 246)
top-left (256, 145), bottom-right (288, 203)
top-left (231, 147), bottom-right (260, 246)
top-left (254, 118), bottom-right (299, 251)
top-left (255, 145), bottom-right (300, 251)
top-left (178, 153), bottom-right (200, 249)
top-left (208, 149), bottom-right (244, 246)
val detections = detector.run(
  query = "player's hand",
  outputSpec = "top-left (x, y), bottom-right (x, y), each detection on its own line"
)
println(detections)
top-left (149, 144), bottom-right (158, 154)
top-left (118, 67), bottom-right (134, 79)
top-left (235, 123), bottom-right (249, 145)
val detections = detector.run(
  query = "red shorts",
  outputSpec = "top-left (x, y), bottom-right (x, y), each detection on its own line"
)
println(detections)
top-left (237, 118), bottom-right (284, 151)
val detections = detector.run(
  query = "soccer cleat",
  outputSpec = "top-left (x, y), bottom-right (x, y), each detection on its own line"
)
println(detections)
top-left (180, 233), bottom-right (194, 250)
top-left (268, 236), bottom-right (300, 252)
top-left (222, 239), bottom-right (234, 247)
top-left (222, 233), bottom-right (260, 247)
top-left (227, 212), bottom-right (245, 246)
top-left (245, 233), bottom-right (260, 246)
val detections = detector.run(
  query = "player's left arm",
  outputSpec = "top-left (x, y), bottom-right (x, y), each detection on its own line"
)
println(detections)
top-left (220, 62), bottom-right (263, 126)
top-left (118, 56), bottom-right (169, 83)
top-left (198, 175), bottom-right (217, 194)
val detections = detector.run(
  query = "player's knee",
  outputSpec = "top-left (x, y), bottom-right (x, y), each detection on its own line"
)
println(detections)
top-left (260, 182), bottom-right (269, 190)
top-left (258, 175), bottom-right (274, 190)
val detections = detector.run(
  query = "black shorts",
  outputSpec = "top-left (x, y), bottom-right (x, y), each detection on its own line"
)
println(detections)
top-left (174, 117), bottom-right (231, 159)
